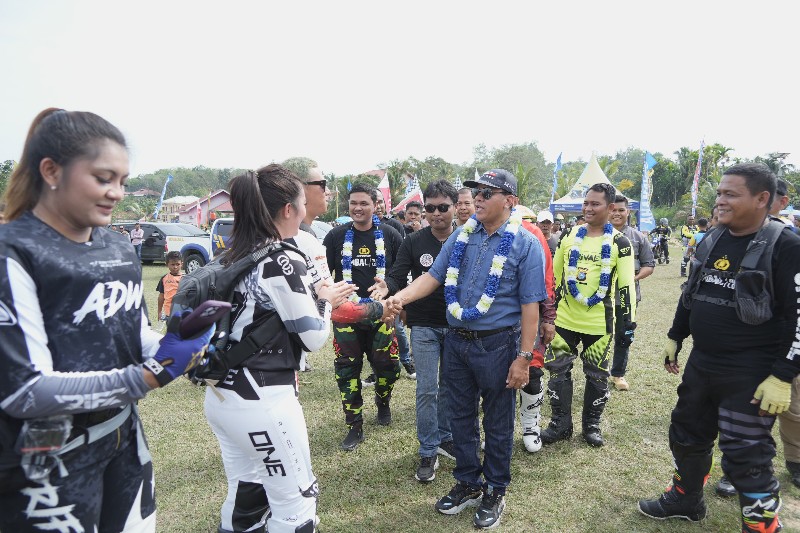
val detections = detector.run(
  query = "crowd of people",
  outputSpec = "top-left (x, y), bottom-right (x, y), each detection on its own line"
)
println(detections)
top-left (1, 108), bottom-right (799, 533)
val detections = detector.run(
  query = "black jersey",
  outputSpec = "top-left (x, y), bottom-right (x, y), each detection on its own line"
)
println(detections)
top-left (668, 228), bottom-right (800, 381)
top-left (0, 212), bottom-right (153, 418)
top-left (385, 227), bottom-right (449, 327)
top-left (323, 222), bottom-right (404, 300)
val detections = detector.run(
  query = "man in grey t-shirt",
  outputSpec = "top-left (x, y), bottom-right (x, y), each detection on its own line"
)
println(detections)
top-left (608, 194), bottom-right (654, 391)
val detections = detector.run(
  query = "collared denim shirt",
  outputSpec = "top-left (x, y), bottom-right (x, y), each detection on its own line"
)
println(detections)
top-left (428, 217), bottom-right (547, 330)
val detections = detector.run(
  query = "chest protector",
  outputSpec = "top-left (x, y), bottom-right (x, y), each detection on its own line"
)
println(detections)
top-left (680, 220), bottom-right (785, 325)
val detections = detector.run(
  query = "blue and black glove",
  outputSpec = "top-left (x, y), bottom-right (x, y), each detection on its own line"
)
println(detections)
top-left (619, 321), bottom-right (637, 348)
top-left (144, 311), bottom-right (215, 387)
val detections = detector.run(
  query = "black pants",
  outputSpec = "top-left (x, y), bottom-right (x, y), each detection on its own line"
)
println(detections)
top-left (669, 354), bottom-right (778, 494)
top-left (0, 415), bottom-right (155, 532)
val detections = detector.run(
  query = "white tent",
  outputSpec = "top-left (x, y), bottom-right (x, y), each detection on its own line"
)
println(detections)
top-left (549, 153), bottom-right (638, 213)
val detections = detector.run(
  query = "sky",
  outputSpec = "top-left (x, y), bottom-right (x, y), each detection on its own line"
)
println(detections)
top-left (1, 1), bottom-right (797, 179)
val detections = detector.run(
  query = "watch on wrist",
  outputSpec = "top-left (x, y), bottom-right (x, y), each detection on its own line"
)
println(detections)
top-left (518, 351), bottom-right (533, 362)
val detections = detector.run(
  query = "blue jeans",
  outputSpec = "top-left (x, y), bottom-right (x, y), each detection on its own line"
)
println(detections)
top-left (133, 243), bottom-right (142, 259)
top-left (395, 316), bottom-right (411, 365)
top-left (411, 327), bottom-right (452, 457)
top-left (444, 326), bottom-right (519, 493)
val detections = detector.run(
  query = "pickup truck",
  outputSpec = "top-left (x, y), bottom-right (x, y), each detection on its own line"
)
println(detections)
top-left (210, 218), bottom-right (333, 259)
top-left (117, 222), bottom-right (212, 273)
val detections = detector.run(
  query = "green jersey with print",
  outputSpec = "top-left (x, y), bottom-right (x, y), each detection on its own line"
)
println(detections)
top-left (553, 226), bottom-right (636, 335)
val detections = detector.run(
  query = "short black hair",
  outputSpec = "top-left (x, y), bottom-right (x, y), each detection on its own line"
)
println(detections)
top-left (424, 179), bottom-right (458, 204)
top-left (587, 182), bottom-right (616, 205)
top-left (406, 201), bottom-right (423, 211)
top-left (613, 194), bottom-right (628, 206)
top-left (723, 163), bottom-right (776, 209)
top-left (349, 182), bottom-right (378, 203)
top-left (166, 251), bottom-right (182, 262)
top-left (697, 218), bottom-right (708, 227)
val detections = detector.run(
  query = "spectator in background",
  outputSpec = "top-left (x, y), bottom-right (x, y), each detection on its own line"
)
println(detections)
top-left (130, 222), bottom-right (144, 259)
top-left (536, 210), bottom-right (558, 256)
top-left (374, 195), bottom-right (405, 236)
top-left (608, 195), bottom-right (654, 391)
top-left (404, 201), bottom-right (423, 234)
top-left (455, 187), bottom-right (475, 227)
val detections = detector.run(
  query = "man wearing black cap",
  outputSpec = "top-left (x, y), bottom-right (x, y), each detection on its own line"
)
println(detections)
top-left (387, 169), bottom-right (547, 529)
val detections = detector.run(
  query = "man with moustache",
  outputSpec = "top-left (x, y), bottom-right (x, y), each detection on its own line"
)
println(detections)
top-left (387, 170), bottom-right (547, 529)
top-left (639, 164), bottom-right (800, 532)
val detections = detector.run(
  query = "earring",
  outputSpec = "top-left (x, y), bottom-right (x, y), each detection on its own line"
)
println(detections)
top-left (50, 185), bottom-right (57, 191)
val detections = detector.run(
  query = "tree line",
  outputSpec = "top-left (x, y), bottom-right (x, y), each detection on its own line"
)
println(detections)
top-left (1, 145), bottom-right (796, 223)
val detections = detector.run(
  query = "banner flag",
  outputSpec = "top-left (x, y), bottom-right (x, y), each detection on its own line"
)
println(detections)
top-left (549, 152), bottom-right (563, 210)
top-left (152, 174), bottom-right (173, 220)
top-left (691, 140), bottom-right (705, 217)
top-left (453, 174), bottom-right (463, 190)
top-left (377, 171), bottom-right (392, 212)
top-left (639, 152), bottom-right (657, 232)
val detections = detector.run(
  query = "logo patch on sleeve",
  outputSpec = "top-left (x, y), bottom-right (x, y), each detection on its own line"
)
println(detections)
top-left (0, 301), bottom-right (18, 326)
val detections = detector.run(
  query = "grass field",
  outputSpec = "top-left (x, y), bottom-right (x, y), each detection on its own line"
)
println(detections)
top-left (138, 253), bottom-right (800, 532)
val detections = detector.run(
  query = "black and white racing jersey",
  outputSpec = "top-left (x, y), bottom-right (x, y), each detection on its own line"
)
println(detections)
top-left (226, 246), bottom-right (331, 383)
top-left (0, 212), bottom-right (156, 418)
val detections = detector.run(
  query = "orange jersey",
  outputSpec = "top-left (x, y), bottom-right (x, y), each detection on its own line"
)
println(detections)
top-left (157, 272), bottom-right (183, 315)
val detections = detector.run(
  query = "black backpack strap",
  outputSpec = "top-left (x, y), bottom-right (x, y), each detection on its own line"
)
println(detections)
top-left (221, 313), bottom-right (283, 370)
top-left (217, 240), bottom-right (312, 369)
top-left (740, 220), bottom-right (784, 301)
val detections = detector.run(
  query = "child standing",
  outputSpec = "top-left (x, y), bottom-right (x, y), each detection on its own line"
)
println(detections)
top-left (157, 251), bottom-right (183, 320)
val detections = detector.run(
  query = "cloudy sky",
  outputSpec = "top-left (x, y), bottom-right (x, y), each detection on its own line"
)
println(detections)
top-left (1, 1), bottom-right (796, 177)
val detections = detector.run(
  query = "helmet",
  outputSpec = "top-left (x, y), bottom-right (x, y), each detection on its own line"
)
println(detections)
top-left (660, 218), bottom-right (668, 225)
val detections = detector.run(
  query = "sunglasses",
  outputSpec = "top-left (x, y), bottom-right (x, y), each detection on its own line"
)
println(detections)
top-left (306, 179), bottom-right (327, 190)
top-left (471, 187), bottom-right (508, 200)
top-left (424, 203), bottom-right (452, 213)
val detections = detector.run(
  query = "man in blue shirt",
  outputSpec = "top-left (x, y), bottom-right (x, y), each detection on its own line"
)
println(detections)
top-left (387, 169), bottom-right (547, 530)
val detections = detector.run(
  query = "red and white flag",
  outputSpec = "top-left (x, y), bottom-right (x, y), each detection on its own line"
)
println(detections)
top-left (378, 171), bottom-right (392, 213)
top-left (392, 188), bottom-right (423, 213)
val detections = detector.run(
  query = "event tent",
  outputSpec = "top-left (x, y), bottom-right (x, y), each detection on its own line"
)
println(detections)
top-left (549, 153), bottom-right (639, 213)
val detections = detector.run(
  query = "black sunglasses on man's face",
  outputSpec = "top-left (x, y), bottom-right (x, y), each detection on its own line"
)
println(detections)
top-left (471, 187), bottom-right (507, 200)
top-left (424, 203), bottom-right (452, 213)
top-left (307, 179), bottom-right (327, 190)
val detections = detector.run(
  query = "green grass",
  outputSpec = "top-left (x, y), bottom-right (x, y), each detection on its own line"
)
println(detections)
top-left (138, 255), bottom-right (800, 532)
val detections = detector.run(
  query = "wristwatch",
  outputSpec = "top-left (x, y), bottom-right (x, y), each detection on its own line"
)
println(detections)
top-left (518, 351), bottom-right (533, 362)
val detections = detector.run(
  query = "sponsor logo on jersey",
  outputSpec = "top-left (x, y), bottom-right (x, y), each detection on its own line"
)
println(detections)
top-left (22, 481), bottom-right (82, 532)
top-left (0, 300), bottom-right (18, 326)
top-left (55, 388), bottom-right (128, 410)
top-left (714, 256), bottom-right (731, 271)
top-left (420, 253), bottom-right (434, 268)
top-left (73, 281), bottom-right (143, 325)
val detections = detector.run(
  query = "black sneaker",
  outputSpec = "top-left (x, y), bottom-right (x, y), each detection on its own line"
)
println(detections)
top-left (362, 373), bottom-right (376, 387)
top-left (375, 397), bottom-right (391, 426)
top-left (340, 427), bottom-right (364, 451)
top-left (474, 490), bottom-right (505, 529)
top-left (435, 482), bottom-right (482, 515)
top-left (715, 475), bottom-right (737, 497)
top-left (787, 460), bottom-right (800, 489)
top-left (402, 361), bottom-right (417, 379)
top-left (415, 456), bottom-right (439, 482)
top-left (437, 440), bottom-right (456, 460)
top-left (638, 486), bottom-right (706, 522)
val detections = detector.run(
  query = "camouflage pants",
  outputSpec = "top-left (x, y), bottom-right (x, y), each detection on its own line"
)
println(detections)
top-left (333, 320), bottom-right (400, 429)
top-left (544, 326), bottom-right (613, 381)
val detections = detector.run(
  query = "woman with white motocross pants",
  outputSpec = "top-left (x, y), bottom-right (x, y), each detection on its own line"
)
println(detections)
top-left (205, 165), bottom-right (352, 533)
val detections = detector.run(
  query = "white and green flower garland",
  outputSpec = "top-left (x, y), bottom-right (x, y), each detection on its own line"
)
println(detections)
top-left (444, 208), bottom-right (523, 321)
top-left (342, 214), bottom-right (385, 303)
top-left (566, 223), bottom-right (613, 307)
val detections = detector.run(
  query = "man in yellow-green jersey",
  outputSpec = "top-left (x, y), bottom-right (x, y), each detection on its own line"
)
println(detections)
top-left (542, 183), bottom-right (636, 447)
